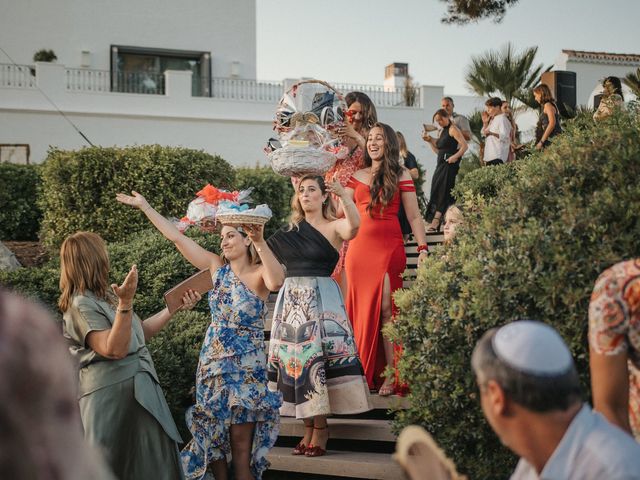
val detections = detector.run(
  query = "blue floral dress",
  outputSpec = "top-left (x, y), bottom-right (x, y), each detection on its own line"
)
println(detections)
top-left (181, 264), bottom-right (282, 479)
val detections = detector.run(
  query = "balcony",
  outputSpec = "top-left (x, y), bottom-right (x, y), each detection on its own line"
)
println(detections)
top-left (1, 63), bottom-right (421, 107)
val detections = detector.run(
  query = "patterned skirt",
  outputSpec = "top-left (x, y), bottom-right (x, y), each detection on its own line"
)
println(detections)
top-left (267, 276), bottom-right (371, 418)
top-left (181, 334), bottom-right (282, 480)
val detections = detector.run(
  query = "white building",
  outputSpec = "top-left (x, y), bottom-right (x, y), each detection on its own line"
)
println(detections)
top-left (555, 50), bottom-right (640, 107)
top-left (0, 1), bottom-right (637, 193)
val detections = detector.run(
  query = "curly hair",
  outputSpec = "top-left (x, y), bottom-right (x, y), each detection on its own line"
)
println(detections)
top-left (363, 122), bottom-right (403, 216)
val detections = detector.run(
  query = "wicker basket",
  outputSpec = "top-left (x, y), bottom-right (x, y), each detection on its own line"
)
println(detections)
top-left (216, 213), bottom-right (271, 227)
top-left (269, 79), bottom-right (345, 177)
top-left (268, 146), bottom-right (336, 177)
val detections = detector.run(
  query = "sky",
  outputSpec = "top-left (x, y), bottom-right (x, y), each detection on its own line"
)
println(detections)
top-left (256, 0), bottom-right (640, 95)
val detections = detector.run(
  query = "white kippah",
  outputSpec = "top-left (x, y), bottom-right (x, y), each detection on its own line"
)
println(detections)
top-left (492, 320), bottom-right (573, 376)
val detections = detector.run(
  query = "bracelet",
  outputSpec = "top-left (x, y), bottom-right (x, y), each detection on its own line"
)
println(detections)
top-left (117, 307), bottom-right (132, 314)
top-left (417, 244), bottom-right (428, 254)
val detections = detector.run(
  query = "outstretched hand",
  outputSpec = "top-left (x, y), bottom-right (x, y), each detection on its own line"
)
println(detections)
top-left (111, 265), bottom-right (138, 304)
top-left (116, 191), bottom-right (150, 212)
top-left (240, 223), bottom-right (265, 243)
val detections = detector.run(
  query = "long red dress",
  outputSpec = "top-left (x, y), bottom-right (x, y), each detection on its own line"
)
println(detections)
top-left (345, 176), bottom-right (415, 391)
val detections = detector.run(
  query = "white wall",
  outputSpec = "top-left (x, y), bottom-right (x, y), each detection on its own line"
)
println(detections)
top-left (554, 53), bottom-right (639, 106)
top-left (0, 0), bottom-right (257, 79)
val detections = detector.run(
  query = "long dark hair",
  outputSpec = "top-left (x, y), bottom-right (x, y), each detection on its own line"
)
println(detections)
top-left (363, 122), bottom-right (403, 216)
top-left (603, 76), bottom-right (624, 100)
top-left (345, 91), bottom-right (378, 132)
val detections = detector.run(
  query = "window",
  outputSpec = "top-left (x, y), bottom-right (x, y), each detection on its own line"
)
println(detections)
top-left (110, 45), bottom-right (211, 96)
top-left (0, 144), bottom-right (30, 164)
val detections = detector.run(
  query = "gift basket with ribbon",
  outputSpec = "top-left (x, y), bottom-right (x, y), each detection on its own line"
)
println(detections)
top-left (266, 79), bottom-right (349, 177)
top-left (175, 184), bottom-right (272, 232)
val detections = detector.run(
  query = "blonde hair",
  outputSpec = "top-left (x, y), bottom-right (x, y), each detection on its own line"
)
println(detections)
top-left (288, 175), bottom-right (336, 230)
top-left (396, 131), bottom-right (409, 158)
top-left (58, 232), bottom-right (112, 312)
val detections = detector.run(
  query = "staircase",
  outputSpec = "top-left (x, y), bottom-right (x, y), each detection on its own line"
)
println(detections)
top-left (264, 231), bottom-right (443, 479)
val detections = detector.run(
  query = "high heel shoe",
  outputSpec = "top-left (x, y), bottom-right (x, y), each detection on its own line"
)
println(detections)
top-left (292, 424), bottom-right (314, 455)
top-left (305, 426), bottom-right (329, 457)
top-left (426, 214), bottom-right (443, 233)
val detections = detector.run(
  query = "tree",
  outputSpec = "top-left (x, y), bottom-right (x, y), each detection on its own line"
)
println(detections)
top-left (624, 67), bottom-right (640, 99)
top-left (32, 49), bottom-right (57, 63)
top-left (440, 0), bottom-right (521, 24)
top-left (465, 43), bottom-right (550, 110)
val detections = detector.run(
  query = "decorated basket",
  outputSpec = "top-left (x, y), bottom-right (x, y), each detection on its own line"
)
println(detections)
top-left (267, 79), bottom-right (346, 177)
top-left (268, 145), bottom-right (336, 177)
top-left (215, 213), bottom-right (271, 227)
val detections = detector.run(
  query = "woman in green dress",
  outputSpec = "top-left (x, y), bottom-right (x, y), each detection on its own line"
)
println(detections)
top-left (59, 231), bottom-right (199, 480)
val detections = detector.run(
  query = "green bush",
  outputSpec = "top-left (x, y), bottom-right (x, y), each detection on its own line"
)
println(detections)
top-left (389, 110), bottom-right (640, 478)
top-left (1, 227), bottom-right (220, 436)
top-left (0, 163), bottom-right (42, 240)
top-left (39, 145), bottom-right (235, 248)
top-left (234, 166), bottom-right (293, 237)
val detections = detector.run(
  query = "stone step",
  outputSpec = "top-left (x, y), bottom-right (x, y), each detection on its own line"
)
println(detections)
top-left (278, 417), bottom-right (396, 443)
top-left (266, 447), bottom-right (403, 480)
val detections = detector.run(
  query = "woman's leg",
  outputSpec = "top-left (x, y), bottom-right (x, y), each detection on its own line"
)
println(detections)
top-left (426, 211), bottom-right (443, 232)
top-left (293, 418), bottom-right (314, 454)
top-left (209, 459), bottom-right (228, 480)
top-left (379, 274), bottom-right (395, 396)
top-left (309, 415), bottom-right (329, 449)
top-left (230, 422), bottom-right (255, 480)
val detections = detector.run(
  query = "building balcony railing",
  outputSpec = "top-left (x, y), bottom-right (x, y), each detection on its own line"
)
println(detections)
top-left (1, 63), bottom-right (422, 108)
top-left (0, 64), bottom-right (36, 89)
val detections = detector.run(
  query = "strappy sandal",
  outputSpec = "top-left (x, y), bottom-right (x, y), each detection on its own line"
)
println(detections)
top-left (379, 378), bottom-right (395, 397)
top-left (292, 424), bottom-right (314, 455)
top-left (305, 425), bottom-right (329, 457)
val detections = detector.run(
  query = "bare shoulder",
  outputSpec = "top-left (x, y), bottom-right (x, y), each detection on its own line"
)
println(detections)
top-left (352, 168), bottom-right (369, 183)
top-left (399, 168), bottom-right (412, 182)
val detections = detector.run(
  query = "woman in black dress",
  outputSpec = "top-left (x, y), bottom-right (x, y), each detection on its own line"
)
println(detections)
top-left (533, 84), bottom-right (562, 150)
top-left (423, 109), bottom-right (468, 232)
top-left (266, 175), bottom-right (370, 458)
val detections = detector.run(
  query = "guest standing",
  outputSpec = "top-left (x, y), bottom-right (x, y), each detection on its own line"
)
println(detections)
top-left (267, 175), bottom-right (370, 457)
top-left (345, 122), bottom-right (429, 395)
top-left (423, 109), bottom-right (468, 232)
top-left (116, 192), bottom-right (284, 480)
top-left (325, 91), bottom-right (378, 296)
top-left (59, 231), bottom-right (196, 480)
top-left (481, 97), bottom-right (512, 166)
top-left (593, 76), bottom-right (625, 121)
top-left (397, 130), bottom-right (420, 241)
top-left (533, 84), bottom-right (562, 150)
top-left (589, 259), bottom-right (640, 440)
top-left (441, 96), bottom-right (472, 141)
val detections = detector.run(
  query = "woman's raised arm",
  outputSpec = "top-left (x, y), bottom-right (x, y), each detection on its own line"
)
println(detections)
top-left (116, 191), bottom-right (221, 271)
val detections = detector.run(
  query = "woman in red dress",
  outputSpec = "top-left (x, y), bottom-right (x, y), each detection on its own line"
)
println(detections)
top-left (345, 122), bottom-right (429, 395)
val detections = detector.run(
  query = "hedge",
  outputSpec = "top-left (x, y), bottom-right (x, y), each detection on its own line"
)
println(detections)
top-left (0, 228), bottom-right (220, 438)
top-left (0, 163), bottom-right (42, 240)
top-left (234, 165), bottom-right (293, 237)
top-left (38, 145), bottom-right (235, 247)
top-left (389, 109), bottom-right (640, 478)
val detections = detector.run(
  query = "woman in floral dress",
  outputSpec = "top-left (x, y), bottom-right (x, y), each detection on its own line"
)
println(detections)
top-left (116, 191), bottom-right (285, 480)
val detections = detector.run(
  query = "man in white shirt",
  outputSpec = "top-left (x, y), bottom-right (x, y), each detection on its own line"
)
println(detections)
top-left (481, 97), bottom-right (512, 166)
top-left (472, 321), bottom-right (640, 480)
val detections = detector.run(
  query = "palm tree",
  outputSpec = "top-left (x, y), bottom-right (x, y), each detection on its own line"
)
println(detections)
top-left (624, 68), bottom-right (640, 99)
top-left (465, 43), bottom-right (550, 109)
